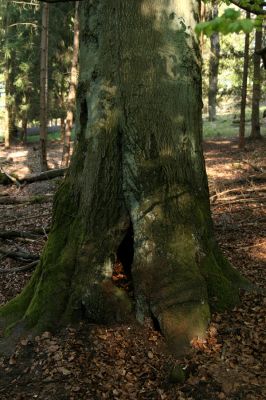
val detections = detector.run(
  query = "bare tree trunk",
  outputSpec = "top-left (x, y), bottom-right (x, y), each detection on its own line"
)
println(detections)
top-left (199, 1), bottom-right (207, 52)
top-left (21, 117), bottom-right (28, 144)
top-left (208, 1), bottom-right (220, 122)
top-left (239, 12), bottom-right (250, 149)
top-left (60, 117), bottom-right (65, 141)
top-left (4, 100), bottom-right (9, 149)
top-left (250, 28), bottom-right (262, 140)
top-left (39, 2), bottom-right (49, 171)
top-left (61, 1), bottom-right (80, 167)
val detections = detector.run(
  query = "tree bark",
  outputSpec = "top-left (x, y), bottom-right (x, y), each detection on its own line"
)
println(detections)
top-left (250, 28), bottom-right (262, 140)
top-left (60, 117), bottom-right (66, 141)
top-left (0, 0), bottom-right (249, 356)
top-left (239, 12), bottom-right (250, 149)
top-left (39, 2), bottom-right (49, 171)
top-left (21, 117), bottom-right (28, 144)
top-left (61, 1), bottom-right (80, 167)
top-left (208, 1), bottom-right (220, 122)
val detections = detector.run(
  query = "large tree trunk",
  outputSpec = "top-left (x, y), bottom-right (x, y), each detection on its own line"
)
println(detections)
top-left (250, 28), bottom-right (262, 140)
top-left (39, 2), bottom-right (49, 171)
top-left (208, 1), bottom-right (220, 122)
top-left (239, 12), bottom-right (250, 149)
top-left (61, 1), bottom-right (80, 167)
top-left (0, 0), bottom-right (248, 356)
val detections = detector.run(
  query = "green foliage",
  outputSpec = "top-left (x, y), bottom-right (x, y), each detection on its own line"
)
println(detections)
top-left (196, 8), bottom-right (261, 36)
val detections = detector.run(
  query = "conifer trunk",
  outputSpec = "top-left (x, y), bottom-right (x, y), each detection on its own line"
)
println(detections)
top-left (250, 29), bottom-right (262, 140)
top-left (39, 2), bottom-right (49, 171)
top-left (239, 12), bottom-right (250, 149)
top-left (0, 0), bottom-right (248, 356)
top-left (208, 1), bottom-right (220, 122)
top-left (61, 1), bottom-right (80, 167)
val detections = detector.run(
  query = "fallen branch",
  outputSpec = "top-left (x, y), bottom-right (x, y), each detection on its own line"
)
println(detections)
top-left (0, 248), bottom-right (39, 261)
top-left (0, 260), bottom-right (39, 273)
top-left (19, 168), bottom-right (67, 184)
top-left (0, 194), bottom-right (53, 205)
top-left (210, 186), bottom-right (266, 202)
top-left (0, 168), bottom-right (67, 186)
top-left (212, 193), bottom-right (265, 203)
top-left (212, 198), bottom-right (266, 207)
top-left (0, 230), bottom-right (44, 240)
top-left (0, 212), bottom-right (51, 225)
top-left (242, 160), bottom-right (264, 173)
top-left (0, 168), bottom-right (19, 186)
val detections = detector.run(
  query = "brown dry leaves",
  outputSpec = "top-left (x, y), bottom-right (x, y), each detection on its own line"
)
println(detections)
top-left (0, 139), bottom-right (265, 399)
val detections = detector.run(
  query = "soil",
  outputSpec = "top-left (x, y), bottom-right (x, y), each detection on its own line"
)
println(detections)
top-left (0, 138), bottom-right (265, 400)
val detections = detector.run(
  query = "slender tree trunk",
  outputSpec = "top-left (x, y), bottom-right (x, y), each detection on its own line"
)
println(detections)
top-left (199, 1), bottom-right (207, 52)
top-left (61, 1), bottom-right (80, 167)
top-left (39, 2), bottom-right (49, 171)
top-left (4, 104), bottom-right (9, 149)
top-left (250, 28), bottom-right (262, 140)
top-left (0, 0), bottom-right (248, 356)
top-left (208, 1), bottom-right (220, 122)
top-left (4, 66), bottom-right (10, 149)
top-left (60, 117), bottom-right (66, 141)
top-left (21, 117), bottom-right (28, 144)
top-left (239, 12), bottom-right (250, 149)
top-left (3, 0), bottom-right (10, 149)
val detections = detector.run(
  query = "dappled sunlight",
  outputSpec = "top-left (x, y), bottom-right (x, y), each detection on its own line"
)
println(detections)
top-left (0, 146), bottom-right (31, 178)
top-left (140, 0), bottom-right (196, 32)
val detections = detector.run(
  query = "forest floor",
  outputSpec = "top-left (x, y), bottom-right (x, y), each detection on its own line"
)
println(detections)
top-left (0, 137), bottom-right (265, 400)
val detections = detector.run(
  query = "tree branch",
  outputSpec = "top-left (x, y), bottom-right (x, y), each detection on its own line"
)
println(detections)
top-left (229, 0), bottom-right (266, 15)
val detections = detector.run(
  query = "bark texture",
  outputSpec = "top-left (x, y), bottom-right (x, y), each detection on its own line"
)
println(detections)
top-left (61, 1), bottom-right (80, 167)
top-left (208, 1), bottom-right (220, 122)
top-left (239, 12), bottom-right (250, 149)
top-left (250, 29), bottom-right (262, 140)
top-left (0, 0), bottom-right (248, 356)
top-left (39, 2), bottom-right (49, 171)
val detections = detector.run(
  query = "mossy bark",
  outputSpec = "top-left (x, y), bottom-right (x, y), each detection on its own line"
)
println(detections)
top-left (0, 0), bottom-right (249, 356)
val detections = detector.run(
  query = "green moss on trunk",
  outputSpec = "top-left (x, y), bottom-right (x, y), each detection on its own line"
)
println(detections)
top-left (0, 0), bottom-right (250, 356)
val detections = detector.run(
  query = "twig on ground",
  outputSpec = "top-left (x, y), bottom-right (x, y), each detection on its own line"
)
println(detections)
top-left (0, 194), bottom-right (53, 205)
top-left (210, 186), bottom-right (266, 202)
top-left (0, 230), bottom-right (43, 240)
top-left (212, 198), bottom-right (266, 207)
top-left (0, 260), bottom-right (39, 273)
top-left (0, 248), bottom-right (39, 261)
top-left (0, 212), bottom-right (51, 225)
top-left (242, 160), bottom-right (264, 173)
top-left (236, 241), bottom-right (266, 251)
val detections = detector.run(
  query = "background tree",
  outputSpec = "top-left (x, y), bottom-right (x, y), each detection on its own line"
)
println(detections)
top-left (61, 1), bottom-right (79, 167)
top-left (39, 1), bottom-right (49, 171)
top-left (208, 1), bottom-right (220, 122)
top-left (250, 27), bottom-right (263, 140)
top-left (239, 12), bottom-right (251, 148)
top-left (0, 0), bottom-right (249, 356)
top-left (0, 0), bottom-right (74, 150)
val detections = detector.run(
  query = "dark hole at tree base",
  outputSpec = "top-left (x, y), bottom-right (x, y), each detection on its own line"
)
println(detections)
top-left (112, 223), bottom-right (161, 333)
top-left (112, 223), bottom-right (134, 295)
